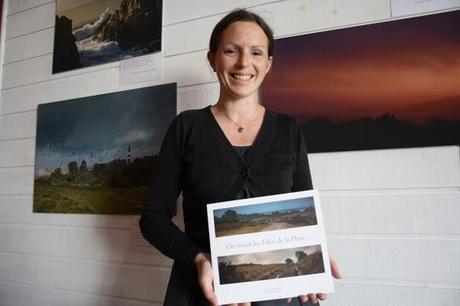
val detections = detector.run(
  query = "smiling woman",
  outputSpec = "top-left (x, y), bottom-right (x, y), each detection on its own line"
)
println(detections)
top-left (139, 8), bottom-right (341, 306)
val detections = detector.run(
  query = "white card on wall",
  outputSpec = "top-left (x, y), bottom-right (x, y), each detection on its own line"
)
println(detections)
top-left (390, 0), bottom-right (460, 17)
top-left (120, 53), bottom-right (162, 85)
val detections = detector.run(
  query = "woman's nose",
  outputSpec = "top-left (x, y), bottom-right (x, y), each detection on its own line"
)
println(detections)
top-left (236, 52), bottom-right (250, 67)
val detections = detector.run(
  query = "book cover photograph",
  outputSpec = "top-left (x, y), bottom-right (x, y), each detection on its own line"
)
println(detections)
top-left (207, 190), bottom-right (334, 304)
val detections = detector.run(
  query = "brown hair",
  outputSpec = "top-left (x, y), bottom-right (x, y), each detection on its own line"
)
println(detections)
top-left (209, 9), bottom-right (274, 56)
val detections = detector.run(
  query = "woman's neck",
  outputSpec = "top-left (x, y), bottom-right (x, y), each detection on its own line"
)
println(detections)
top-left (214, 95), bottom-right (261, 121)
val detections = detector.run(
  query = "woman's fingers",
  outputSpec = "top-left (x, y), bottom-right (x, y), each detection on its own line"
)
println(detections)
top-left (318, 293), bottom-right (327, 300)
top-left (308, 293), bottom-right (318, 304)
top-left (299, 295), bottom-right (309, 303)
top-left (195, 253), bottom-right (219, 306)
top-left (330, 256), bottom-right (342, 279)
top-left (199, 276), bottom-right (218, 306)
top-left (298, 293), bottom-right (327, 304)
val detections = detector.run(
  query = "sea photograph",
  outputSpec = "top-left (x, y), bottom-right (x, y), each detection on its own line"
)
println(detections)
top-left (213, 197), bottom-right (317, 237)
top-left (218, 245), bottom-right (324, 285)
top-left (33, 84), bottom-right (176, 214)
top-left (53, 0), bottom-right (162, 73)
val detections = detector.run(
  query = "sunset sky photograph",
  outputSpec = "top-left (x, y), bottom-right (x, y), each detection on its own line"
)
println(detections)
top-left (262, 10), bottom-right (460, 125)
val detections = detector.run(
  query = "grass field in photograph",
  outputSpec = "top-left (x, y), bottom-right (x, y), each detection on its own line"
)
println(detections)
top-left (33, 182), bottom-right (147, 214)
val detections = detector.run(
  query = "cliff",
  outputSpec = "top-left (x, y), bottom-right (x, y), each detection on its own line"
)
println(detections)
top-left (94, 0), bottom-right (162, 51)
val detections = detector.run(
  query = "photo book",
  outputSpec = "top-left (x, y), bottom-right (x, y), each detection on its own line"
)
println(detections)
top-left (207, 190), bottom-right (334, 304)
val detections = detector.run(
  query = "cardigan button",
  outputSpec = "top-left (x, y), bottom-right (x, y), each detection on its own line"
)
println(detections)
top-left (240, 168), bottom-right (249, 178)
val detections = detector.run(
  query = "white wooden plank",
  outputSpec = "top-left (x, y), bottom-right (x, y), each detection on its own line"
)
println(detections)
top-left (164, 0), bottom-right (391, 56)
top-left (0, 138), bottom-right (35, 167)
top-left (3, 27), bottom-right (53, 64)
top-left (0, 111), bottom-right (36, 140)
top-left (0, 252), bottom-right (170, 301)
top-left (328, 239), bottom-right (460, 283)
top-left (177, 82), bottom-right (219, 113)
top-left (0, 224), bottom-right (172, 267)
top-left (2, 54), bottom-right (52, 88)
top-left (163, 14), bottom-right (219, 56)
top-left (324, 282), bottom-right (460, 306)
top-left (163, 0), bottom-right (279, 25)
top-left (5, 2), bottom-right (54, 39)
top-left (322, 191), bottom-right (460, 235)
top-left (163, 50), bottom-right (215, 86)
top-left (1, 67), bottom-right (103, 114)
top-left (4, 0), bottom-right (388, 66)
top-left (0, 167), bottom-right (34, 195)
top-left (163, 0), bottom-right (204, 25)
top-left (0, 196), bottom-right (137, 228)
top-left (262, 0), bottom-right (390, 39)
top-left (1, 51), bottom-right (212, 110)
top-left (310, 146), bottom-right (460, 190)
top-left (0, 280), bottom-right (162, 306)
top-left (7, 0), bottom-right (52, 16)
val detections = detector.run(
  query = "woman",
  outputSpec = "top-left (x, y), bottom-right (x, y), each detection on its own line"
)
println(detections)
top-left (140, 9), bottom-right (341, 306)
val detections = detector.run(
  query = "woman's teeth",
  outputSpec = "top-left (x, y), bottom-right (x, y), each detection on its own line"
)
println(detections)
top-left (232, 74), bottom-right (252, 80)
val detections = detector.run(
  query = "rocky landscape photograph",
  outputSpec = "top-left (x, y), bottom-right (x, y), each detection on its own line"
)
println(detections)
top-left (33, 84), bottom-right (176, 214)
top-left (214, 197), bottom-right (317, 237)
top-left (218, 245), bottom-right (324, 285)
top-left (53, 0), bottom-right (162, 73)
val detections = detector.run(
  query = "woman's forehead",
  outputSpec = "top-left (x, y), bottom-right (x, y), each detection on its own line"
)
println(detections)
top-left (219, 21), bottom-right (269, 46)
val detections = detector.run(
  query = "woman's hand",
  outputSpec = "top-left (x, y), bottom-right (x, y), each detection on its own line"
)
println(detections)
top-left (287, 257), bottom-right (342, 304)
top-left (195, 252), bottom-right (251, 306)
top-left (195, 252), bottom-right (219, 306)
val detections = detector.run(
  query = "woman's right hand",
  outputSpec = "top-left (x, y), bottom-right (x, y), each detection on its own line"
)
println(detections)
top-left (194, 252), bottom-right (250, 306)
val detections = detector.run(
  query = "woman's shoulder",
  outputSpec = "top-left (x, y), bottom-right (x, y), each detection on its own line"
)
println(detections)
top-left (176, 105), bottom-right (211, 123)
top-left (266, 108), bottom-right (299, 129)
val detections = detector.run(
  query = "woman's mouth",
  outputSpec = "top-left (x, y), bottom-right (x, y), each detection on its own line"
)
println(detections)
top-left (230, 73), bottom-right (253, 81)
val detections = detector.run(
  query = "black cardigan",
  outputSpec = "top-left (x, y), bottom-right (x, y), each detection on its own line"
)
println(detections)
top-left (140, 106), bottom-right (313, 268)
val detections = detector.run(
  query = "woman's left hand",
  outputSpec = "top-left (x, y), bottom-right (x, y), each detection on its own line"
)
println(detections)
top-left (287, 257), bottom-right (342, 304)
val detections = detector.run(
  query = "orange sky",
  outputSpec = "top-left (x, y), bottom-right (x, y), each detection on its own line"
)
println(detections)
top-left (262, 10), bottom-right (460, 123)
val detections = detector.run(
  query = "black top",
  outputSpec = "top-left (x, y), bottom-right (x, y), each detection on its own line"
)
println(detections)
top-left (233, 145), bottom-right (252, 199)
top-left (140, 105), bottom-right (313, 269)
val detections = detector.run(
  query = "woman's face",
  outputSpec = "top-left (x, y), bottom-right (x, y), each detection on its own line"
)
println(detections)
top-left (208, 21), bottom-right (273, 101)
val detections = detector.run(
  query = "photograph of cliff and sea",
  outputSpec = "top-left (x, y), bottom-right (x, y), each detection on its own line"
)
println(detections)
top-left (33, 83), bottom-right (176, 214)
top-left (53, 0), bottom-right (162, 73)
top-left (262, 10), bottom-right (460, 152)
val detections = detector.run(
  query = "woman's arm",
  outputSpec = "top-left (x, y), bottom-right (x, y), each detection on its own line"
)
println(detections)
top-left (292, 120), bottom-right (313, 191)
top-left (139, 114), bottom-right (203, 268)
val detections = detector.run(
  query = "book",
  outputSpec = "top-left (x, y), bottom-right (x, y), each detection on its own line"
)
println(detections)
top-left (207, 190), bottom-right (334, 304)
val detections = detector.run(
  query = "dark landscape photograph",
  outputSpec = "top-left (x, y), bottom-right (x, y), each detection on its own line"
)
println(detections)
top-left (53, 0), bottom-right (162, 73)
top-left (218, 245), bottom-right (324, 285)
top-left (262, 10), bottom-right (460, 152)
top-left (33, 84), bottom-right (176, 214)
top-left (214, 197), bottom-right (317, 237)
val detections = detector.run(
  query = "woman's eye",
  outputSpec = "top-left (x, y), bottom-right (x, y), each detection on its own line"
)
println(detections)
top-left (224, 49), bottom-right (237, 55)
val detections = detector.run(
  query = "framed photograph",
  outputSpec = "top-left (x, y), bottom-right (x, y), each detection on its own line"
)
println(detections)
top-left (33, 83), bottom-right (176, 214)
top-left (262, 10), bottom-right (460, 153)
top-left (207, 190), bottom-right (334, 304)
top-left (52, 0), bottom-right (162, 74)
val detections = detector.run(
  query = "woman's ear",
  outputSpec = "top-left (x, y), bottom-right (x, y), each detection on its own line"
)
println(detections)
top-left (207, 51), bottom-right (216, 72)
top-left (266, 56), bottom-right (273, 74)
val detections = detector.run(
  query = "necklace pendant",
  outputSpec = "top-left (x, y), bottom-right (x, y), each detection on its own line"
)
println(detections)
top-left (237, 127), bottom-right (244, 133)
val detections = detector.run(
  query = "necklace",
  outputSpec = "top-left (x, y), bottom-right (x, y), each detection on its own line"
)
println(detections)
top-left (217, 105), bottom-right (260, 133)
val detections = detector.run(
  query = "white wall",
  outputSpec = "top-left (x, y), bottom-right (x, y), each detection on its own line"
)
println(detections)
top-left (1, 1), bottom-right (459, 305)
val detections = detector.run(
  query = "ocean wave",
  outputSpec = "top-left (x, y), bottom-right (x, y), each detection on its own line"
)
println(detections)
top-left (76, 37), bottom-right (143, 66)
top-left (73, 8), bottom-right (112, 41)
